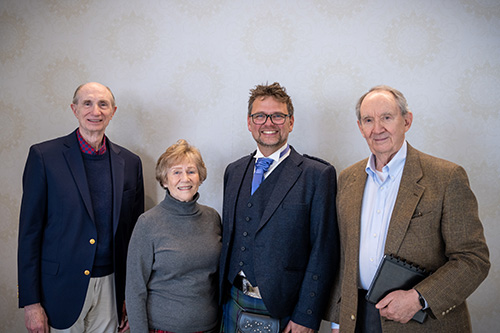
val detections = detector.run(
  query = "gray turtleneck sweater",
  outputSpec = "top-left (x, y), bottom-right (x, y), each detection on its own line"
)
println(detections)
top-left (126, 191), bottom-right (221, 332)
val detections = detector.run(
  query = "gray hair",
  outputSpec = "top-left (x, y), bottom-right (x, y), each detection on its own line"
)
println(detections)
top-left (355, 85), bottom-right (410, 121)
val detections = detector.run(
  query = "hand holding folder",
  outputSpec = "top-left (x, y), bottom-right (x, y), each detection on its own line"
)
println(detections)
top-left (366, 254), bottom-right (431, 324)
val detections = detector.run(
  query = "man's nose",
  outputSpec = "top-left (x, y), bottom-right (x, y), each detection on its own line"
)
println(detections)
top-left (373, 119), bottom-right (384, 132)
top-left (90, 104), bottom-right (100, 114)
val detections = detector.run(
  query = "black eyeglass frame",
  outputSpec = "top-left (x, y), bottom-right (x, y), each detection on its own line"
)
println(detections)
top-left (249, 112), bottom-right (291, 125)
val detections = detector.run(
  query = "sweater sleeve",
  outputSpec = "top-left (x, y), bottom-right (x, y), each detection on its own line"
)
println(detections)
top-left (126, 216), bottom-right (154, 333)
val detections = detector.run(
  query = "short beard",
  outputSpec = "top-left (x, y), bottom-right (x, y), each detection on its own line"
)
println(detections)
top-left (255, 135), bottom-right (285, 149)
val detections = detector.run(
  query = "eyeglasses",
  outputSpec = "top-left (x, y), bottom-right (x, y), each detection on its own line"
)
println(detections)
top-left (249, 113), bottom-right (290, 125)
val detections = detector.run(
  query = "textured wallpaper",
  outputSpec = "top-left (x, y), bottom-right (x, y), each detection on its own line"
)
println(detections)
top-left (1, 0), bottom-right (499, 332)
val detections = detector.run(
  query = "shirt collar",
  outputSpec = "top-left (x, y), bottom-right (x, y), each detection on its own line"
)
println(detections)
top-left (76, 129), bottom-right (107, 155)
top-left (365, 141), bottom-right (407, 182)
top-left (255, 143), bottom-right (290, 163)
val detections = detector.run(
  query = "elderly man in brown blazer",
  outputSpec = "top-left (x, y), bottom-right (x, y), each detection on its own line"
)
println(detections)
top-left (325, 85), bottom-right (490, 332)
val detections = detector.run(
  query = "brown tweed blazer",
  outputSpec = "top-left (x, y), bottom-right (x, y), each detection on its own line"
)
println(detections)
top-left (324, 143), bottom-right (490, 332)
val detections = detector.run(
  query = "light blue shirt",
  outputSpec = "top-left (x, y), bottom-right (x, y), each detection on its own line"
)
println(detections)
top-left (332, 141), bottom-right (407, 330)
top-left (359, 141), bottom-right (407, 290)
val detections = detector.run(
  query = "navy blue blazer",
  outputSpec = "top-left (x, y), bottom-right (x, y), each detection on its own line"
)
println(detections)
top-left (219, 147), bottom-right (340, 330)
top-left (18, 130), bottom-right (144, 329)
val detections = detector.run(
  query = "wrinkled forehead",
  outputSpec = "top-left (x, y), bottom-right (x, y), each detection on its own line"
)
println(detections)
top-left (76, 83), bottom-right (114, 104)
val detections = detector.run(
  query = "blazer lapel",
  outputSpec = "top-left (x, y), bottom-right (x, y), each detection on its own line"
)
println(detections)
top-left (109, 140), bottom-right (125, 235)
top-left (63, 132), bottom-right (94, 222)
top-left (258, 148), bottom-right (302, 231)
top-left (384, 144), bottom-right (425, 255)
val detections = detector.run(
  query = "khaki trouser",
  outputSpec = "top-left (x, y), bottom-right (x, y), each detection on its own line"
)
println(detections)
top-left (51, 274), bottom-right (118, 333)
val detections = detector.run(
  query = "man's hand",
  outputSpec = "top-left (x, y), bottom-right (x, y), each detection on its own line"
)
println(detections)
top-left (24, 303), bottom-right (49, 333)
top-left (376, 289), bottom-right (422, 323)
top-left (118, 301), bottom-right (129, 333)
top-left (282, 320), bottom-right (315, 333)
top-left (331, 329), bottom-right (339, 333)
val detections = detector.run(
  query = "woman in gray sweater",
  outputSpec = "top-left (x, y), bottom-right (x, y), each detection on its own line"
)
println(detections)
top-left (126, 139), bottom-right (221, 333)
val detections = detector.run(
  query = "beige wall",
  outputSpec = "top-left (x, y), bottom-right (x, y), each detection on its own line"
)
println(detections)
top-left (1, 0), bottom-right (499, 332)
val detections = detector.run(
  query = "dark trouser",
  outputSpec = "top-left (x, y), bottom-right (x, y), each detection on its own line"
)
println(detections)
top-left (355, 289), bottom-right (382, 333)
top-left (221, 285), bottom-right (290, 332)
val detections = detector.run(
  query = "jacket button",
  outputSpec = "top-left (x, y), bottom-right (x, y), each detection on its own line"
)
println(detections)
top-left (309, 292), bottom-right (316, 297)
top-left (89, 239), bottom-right (96, 245)
top-left (306, 309), bottom-right (313, 315)
top-left (312, 275), bottom-right (319, 280)
top-left (84, 270), bottom-right (90, 276)
top-left (350, 314), bottom-right (356, 321)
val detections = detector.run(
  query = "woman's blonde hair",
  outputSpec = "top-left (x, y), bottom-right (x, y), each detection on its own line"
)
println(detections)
top-left (155, 139), bottom-right (207, 188)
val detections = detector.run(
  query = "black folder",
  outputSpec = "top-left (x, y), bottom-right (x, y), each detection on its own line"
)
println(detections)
top-left (365, 254), bottom-right (430, 324)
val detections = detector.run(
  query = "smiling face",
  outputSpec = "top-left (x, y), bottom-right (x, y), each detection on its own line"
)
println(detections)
top-left (163, 160), bottom-right (201, 202)
top-left (247, 96), bottom-right (294, 156)
top-left (71, 82), bottom-right (116, 139)
top-left (357, 90), bottom-right (413, 170)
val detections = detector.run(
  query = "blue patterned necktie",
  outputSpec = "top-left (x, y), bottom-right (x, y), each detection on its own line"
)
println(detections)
top-left (251, 157), bottom-right (274, 195)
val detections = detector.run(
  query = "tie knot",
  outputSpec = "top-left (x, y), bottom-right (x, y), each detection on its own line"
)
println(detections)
top-left (255, 157), bottom-right (273, 173)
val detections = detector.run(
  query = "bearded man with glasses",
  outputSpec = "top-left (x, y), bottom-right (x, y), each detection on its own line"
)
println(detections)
top-left (219, 82), bottom-right (340, 333)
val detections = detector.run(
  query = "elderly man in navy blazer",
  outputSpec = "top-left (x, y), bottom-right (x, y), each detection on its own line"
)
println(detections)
top-left (18, 82), bottom-right (144, 332)
top-left (220, 82), bottom-right (339, 332)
